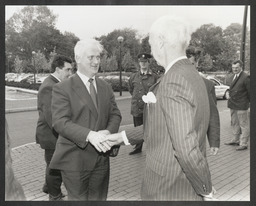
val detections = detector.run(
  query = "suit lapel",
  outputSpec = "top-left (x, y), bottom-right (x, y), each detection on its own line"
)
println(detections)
top-left (71, 74), bottom-right (98, 120)
top-left (230, 72), bottom-right (242, 89)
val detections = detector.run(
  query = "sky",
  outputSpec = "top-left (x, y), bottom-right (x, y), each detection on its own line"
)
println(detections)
top-left (5, 5), bottom-right (250, 40)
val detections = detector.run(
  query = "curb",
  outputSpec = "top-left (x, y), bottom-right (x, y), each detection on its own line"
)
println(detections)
top-left (5, 86), bottom-right (131, 113)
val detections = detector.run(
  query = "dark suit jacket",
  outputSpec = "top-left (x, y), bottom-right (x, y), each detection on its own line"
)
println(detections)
top-left (126, 59), bottom-right (212, 200)
top-left (228, 71), bottom-right (250, 110)
top-left (36, 75), bottom-right (59, 149)
top-left (49, 74), bottom-right (121, 171)
top-left (203, 78), bottom-right (220, 148)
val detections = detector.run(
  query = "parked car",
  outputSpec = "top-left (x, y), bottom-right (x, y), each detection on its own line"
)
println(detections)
top-left (206, 76), bottom-right (230, 100)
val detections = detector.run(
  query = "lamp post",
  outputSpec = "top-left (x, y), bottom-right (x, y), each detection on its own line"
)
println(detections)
top-left (117, 36), bottom-right (124, 96)
top-left (32, 51), bottom-right (36, 84)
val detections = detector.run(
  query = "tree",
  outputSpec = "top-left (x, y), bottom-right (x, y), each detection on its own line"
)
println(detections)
top-left (6, 6), bottom-right (57, 33)
top-left (96, 28), bottom-right (141, 61)
top-left (197, 54), bottom-right (213, 72)
top-left (191, 24), bottom-right (225, 62)
top-left (139, 36), bottom-right (151, 54)
top-left (33, 51), bottom-right (50, 74)
top-left (122, 50), bottom-right (136, 72)
top-left (14, 56), bottom-right (23, 73)
top-left (5, 6), bottom-right (80, 73)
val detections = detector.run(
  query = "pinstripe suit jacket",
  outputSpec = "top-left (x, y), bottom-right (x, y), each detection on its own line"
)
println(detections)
top-left (127, 59), bottom-right (212, 200)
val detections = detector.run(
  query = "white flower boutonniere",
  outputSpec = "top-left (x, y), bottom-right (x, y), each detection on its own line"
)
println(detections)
top-left (142, 92), bottom-right (157, 104)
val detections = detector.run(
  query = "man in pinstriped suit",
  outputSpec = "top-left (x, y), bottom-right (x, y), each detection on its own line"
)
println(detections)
top-left (103, 15), bottom-right (217, 201)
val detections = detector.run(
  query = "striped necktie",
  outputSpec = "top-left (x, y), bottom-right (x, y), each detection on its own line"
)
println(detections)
top-left (88, 78), bottom-right (98, 108)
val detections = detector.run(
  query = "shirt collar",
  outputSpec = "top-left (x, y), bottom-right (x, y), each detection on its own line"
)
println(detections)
top-left (76, 71), bottom-right (96, 89)
top-left (51, 74), bottom-right (61, 82)
top-left (77, 70), bottom-right (96, 81)
top-left (165, 56), bottom-right (187, 74)
top-left (236, 71), bottom-right (242, 77)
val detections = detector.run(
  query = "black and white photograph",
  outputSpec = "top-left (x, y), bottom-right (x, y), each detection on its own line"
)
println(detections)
top-left (4, 3), bottom-right (252, 203)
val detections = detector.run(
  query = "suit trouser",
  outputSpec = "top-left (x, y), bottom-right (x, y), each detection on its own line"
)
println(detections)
top-left (61, 156), bottom-right (110, 201)
top-left (230, 109), bottom-right (250, 146)
top-left (133, 116), bottom-right (144, 150)
top-left (44, 149), bottom-right (62, 196)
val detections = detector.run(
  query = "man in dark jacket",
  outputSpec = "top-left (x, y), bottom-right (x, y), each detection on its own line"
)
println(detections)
top-left (36, 55), bottom-right (73, 200)
top-left (186, 46), bottom-right (220, 155)
top-left (128, 53), bottom-right (158, 155)
top-left (225, 60), bottom-right (250, 150)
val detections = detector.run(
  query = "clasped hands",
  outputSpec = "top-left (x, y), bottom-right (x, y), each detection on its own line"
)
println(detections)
top-left (87, 130), bottom-right (123, 153)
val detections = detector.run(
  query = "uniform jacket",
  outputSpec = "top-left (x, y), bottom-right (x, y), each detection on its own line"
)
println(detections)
top-left (227, 71), bottom-right (250, 110)
top-left (128, 70), bottom-right (158, 117)
top-left (49, 73), bottom-right (121, 171)
top-left (126, 59), bottom-right (212, 200)
top-left (36, 75), bottom-right (59, 149)
top-left (203, 78), bottom-right (220, 148)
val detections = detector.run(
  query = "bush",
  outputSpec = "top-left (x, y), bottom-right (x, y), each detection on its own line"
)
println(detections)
top-left (5, 81), bottom-right (41, 91)
top-left (101, 78), bottom-right (129, 92)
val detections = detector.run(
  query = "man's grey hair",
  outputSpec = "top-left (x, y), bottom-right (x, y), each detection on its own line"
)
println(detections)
top-left (74, 39), bottom-right (103, 63)
top-left (149, 15), bottom-right (192, 52)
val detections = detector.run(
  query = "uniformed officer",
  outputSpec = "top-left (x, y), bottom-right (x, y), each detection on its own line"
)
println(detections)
top-left (128, 53), bottom-right (158, 155)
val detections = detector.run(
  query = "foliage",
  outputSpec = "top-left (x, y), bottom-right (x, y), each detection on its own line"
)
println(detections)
top-left (101, 78), bottom-right (129, 92)
top-left (190, 23), bottom-right (250, 72)
top-left (5, 81), bottom-right (41, 91)
top-left (5, 6), bottom-right (79, 73)
top-left (96, 28), bottom-right (140, 61)
top-left (33, 51), bottom-right (50, 73)
top-left (14, 56), bottom-right (23, 73)
top-left (197, 54), bottom-right (213, 72)
top-left (121, 50), bottom-right (136, 72)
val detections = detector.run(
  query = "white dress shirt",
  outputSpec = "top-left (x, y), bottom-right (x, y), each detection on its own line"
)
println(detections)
top-left (76, 70), bottom-right (97, 93)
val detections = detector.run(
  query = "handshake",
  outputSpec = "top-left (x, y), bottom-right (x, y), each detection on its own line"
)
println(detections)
top-left (87, 130), bottom-right (125, 153)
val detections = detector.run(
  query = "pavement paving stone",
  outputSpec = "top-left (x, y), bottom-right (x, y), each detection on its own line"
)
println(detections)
top-left (7, 92), bottom-right (250, 201)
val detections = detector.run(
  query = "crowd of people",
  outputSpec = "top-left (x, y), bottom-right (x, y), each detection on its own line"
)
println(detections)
top-left (6, 14), bottom-right (250, 201)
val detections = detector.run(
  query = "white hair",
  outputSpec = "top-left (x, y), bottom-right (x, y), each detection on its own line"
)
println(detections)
top-left (149, 15), bottom-right (192, 52)
top-left (74, 39), bottom-right (103, 63)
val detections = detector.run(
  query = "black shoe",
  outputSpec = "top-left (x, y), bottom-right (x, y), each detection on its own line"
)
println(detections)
top-left (224, 141), bottom-right (239, 146)
top-left (42, 184), bottom-right (48, 194)
top-left (49, 192), bottom-right (65, 201)
top-left (129, 149), bottom-right (142, 155)
top-left (236, 146), bottom-right (248, 151)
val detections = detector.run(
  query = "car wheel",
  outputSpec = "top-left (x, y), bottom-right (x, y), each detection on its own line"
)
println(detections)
top-left (224, 90), bottom-right (229, 100)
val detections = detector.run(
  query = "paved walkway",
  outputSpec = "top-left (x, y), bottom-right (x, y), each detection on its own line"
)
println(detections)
top-left (9, 113), bottom-right (250, 201)
top-left (6, 86), bottom-right (250, 201)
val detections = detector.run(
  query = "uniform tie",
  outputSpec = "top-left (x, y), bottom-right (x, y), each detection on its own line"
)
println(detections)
top-left (88, 78), bottom-right (98, 108)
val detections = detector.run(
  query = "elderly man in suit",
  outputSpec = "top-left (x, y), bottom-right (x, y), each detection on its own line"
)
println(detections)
top-left (103, 15), bottom-right (216, 201)
top-left (36, 55), bottom-right (73, 200)
top-left (186, 46), bottom-right (220, 155)
top-left (225, 60), bottom-right (250, 150)
top-left (49, 39), bottom-right (121, 201)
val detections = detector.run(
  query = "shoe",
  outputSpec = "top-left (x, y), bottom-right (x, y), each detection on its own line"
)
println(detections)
top-left (129, 149), bottom-right (142, 155)
top-left (224, 141), bottom-right (239, 146)
top-left (42, 184), bottom-right (48, 194)
top-left (49, 192), bottom-right (65, 201)
top-left (236, 146), bottom-right (247, 151)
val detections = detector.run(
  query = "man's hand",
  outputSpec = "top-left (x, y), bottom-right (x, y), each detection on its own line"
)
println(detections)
top-left (102, 132), bottom-right (124, 147)
top-left (87, 131), bottom-right (111, 153)
top-left (210, 147), bottom-right (219, 155)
